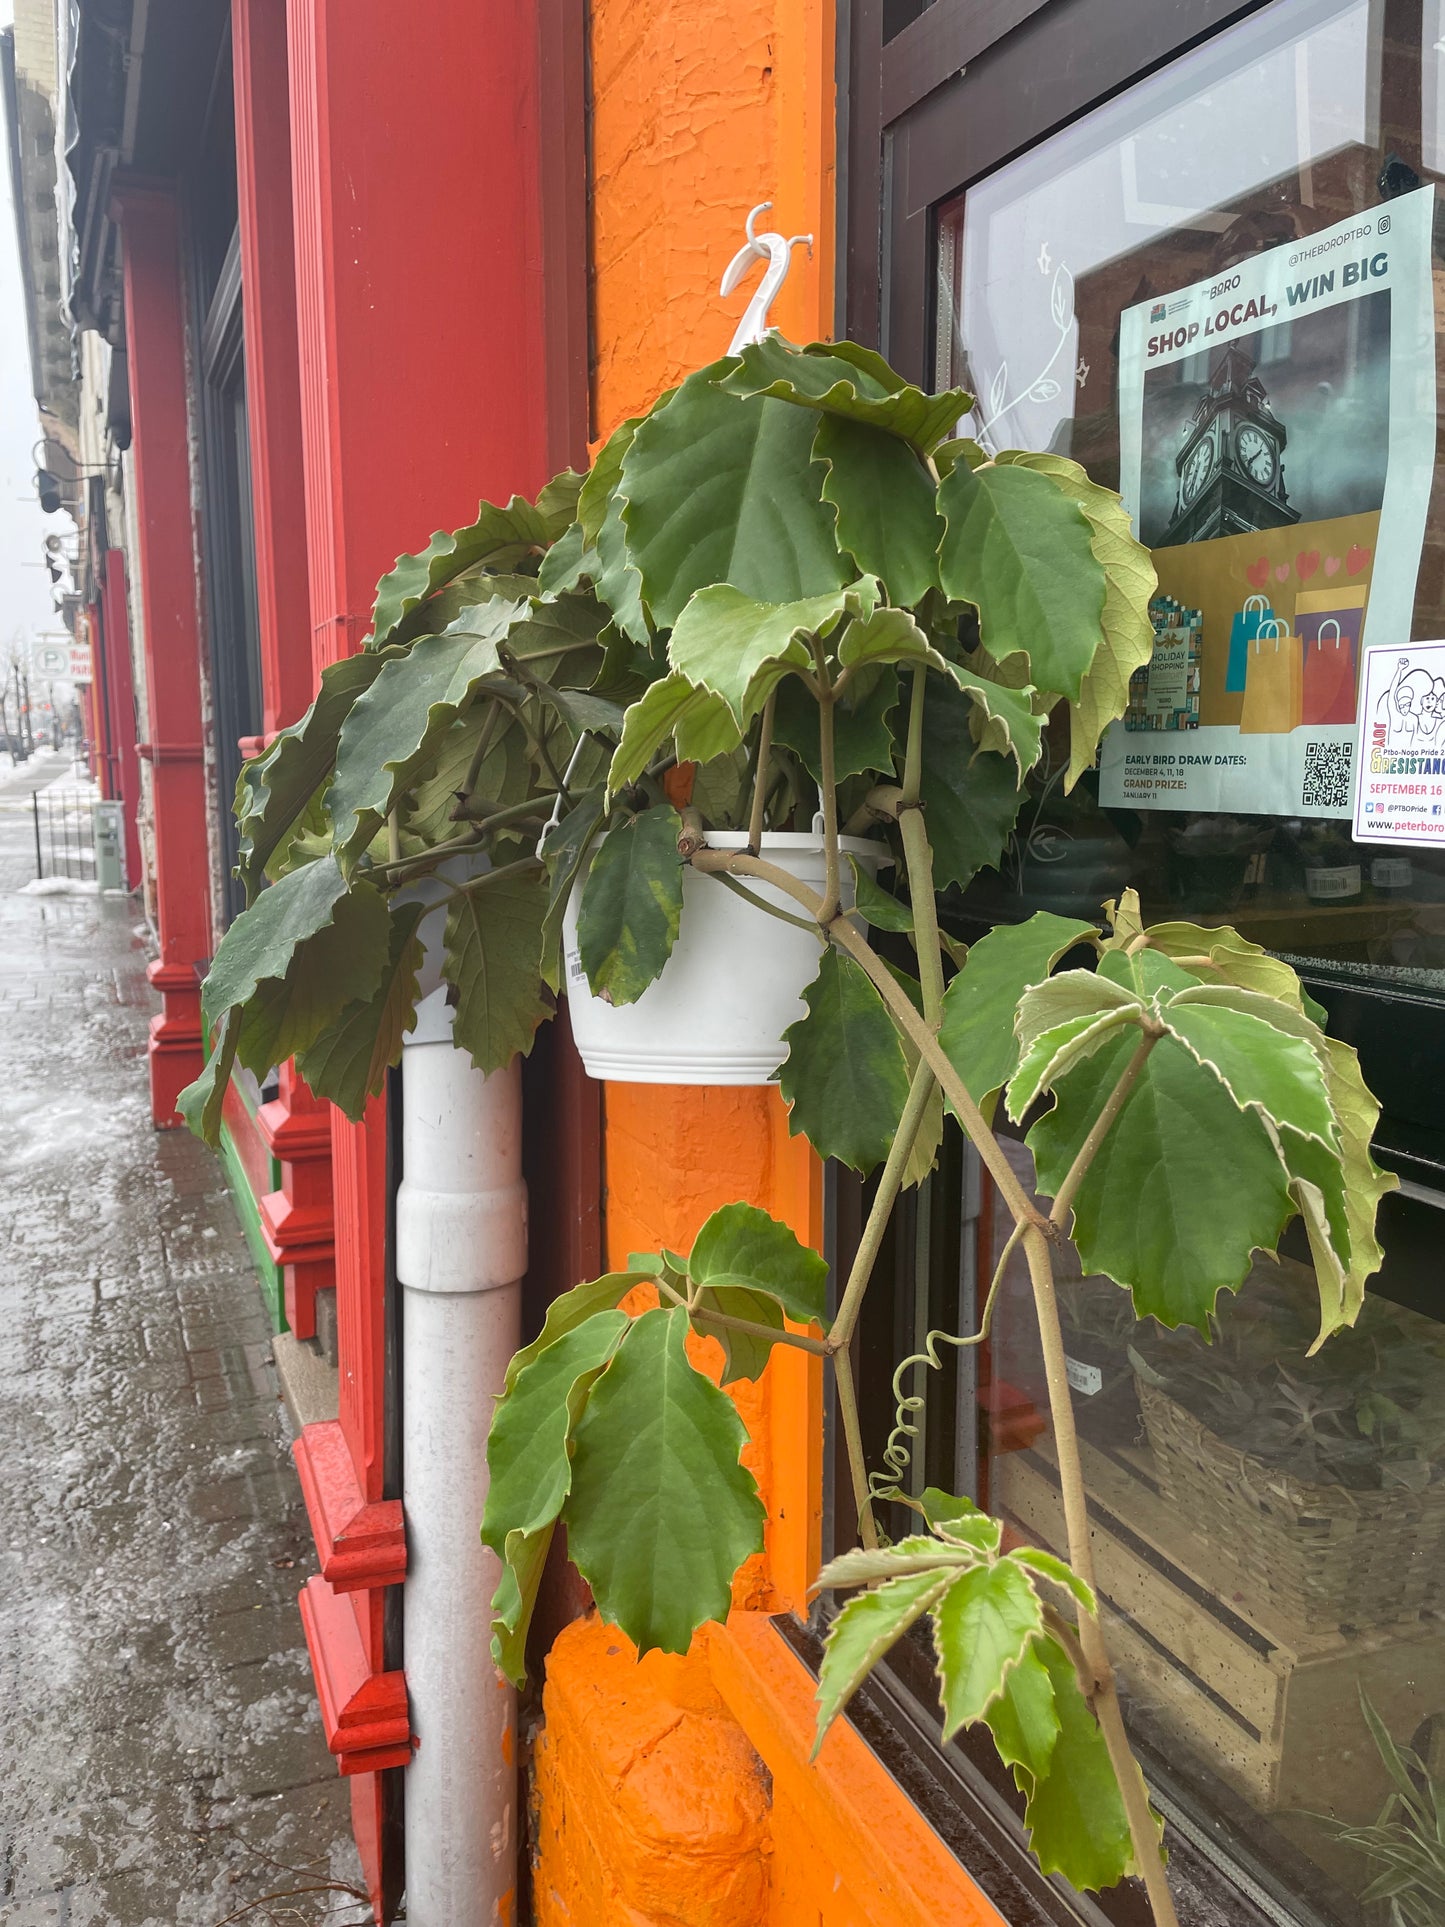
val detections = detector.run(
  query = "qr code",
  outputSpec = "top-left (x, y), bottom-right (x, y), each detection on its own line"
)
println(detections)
top-left (1302, 739), bottom-right (1354, 810)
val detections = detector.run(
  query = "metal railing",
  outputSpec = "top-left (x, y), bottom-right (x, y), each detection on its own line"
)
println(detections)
top-left (32, 784), bottom-right (98, 882)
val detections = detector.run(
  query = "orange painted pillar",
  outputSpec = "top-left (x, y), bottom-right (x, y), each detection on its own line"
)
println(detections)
top-left (110, 179), bottom-right (213, 1127)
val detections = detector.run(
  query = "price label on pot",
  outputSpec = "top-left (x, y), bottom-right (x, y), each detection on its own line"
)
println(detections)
top-left (1065, 1355), bottom-right (1103, 1397)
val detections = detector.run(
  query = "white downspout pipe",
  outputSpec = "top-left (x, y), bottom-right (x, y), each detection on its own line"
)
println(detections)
top-left (398, 982), bottom-right (525, 1926)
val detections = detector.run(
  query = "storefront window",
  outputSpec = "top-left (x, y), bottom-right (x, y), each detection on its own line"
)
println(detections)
top-left (854, 3), bottom-right (1445, 1921)
top-left (935, 0), bottom-right (1445, 996)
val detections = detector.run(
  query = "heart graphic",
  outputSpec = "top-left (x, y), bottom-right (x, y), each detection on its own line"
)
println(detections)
top-left (1323, 555), bottom-right (1341, 577)
top-left (1346, 543), bottom-right (1373, 576)
top-left (1296, 549), bottom-right (1320, 583)
top-left (1246, 555), bottom-right (1271, 590)
top-left (1275, 563), bottom-right (1291, 583)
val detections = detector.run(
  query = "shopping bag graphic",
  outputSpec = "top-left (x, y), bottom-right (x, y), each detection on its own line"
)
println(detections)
top-left (1226, 593), bottom-right (1272, 694)
top-left (1239, 619), bottom-right (1302, 735)
top-left (1301, 619), bottom-right (1357, 725)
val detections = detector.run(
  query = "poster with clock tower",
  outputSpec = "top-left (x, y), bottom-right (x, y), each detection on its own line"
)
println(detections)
top-left (1104, 186), bottom-right (1436, 820)
top-left (1162, 342), bottom-right (1300, 547)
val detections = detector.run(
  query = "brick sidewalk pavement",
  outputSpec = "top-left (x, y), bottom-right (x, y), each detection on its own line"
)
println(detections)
top-left (0, 849), bottom-right (361, 1923)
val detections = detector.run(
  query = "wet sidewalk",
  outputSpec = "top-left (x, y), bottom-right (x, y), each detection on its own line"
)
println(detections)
top-left (0, 761), bottom-right (362, 1925)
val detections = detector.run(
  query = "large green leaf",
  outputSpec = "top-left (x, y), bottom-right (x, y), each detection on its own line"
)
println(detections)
top-left (691, 1285), bottom-right (787, 1386)
top-left (399, 709), bottom-right (531, 849)
top-left (996, 452), bottom-right (1156, 787)
top-left (1028, 1029), bottom-right (1295, 1330)
top-left (915, 679), bottom-right (1025, 892)
top-left (234, 652), bottom-right (390, 902)
top-left (721, 336), bottom-right (970, 456)
top-left (778, 948), bottom-right (911, 1172)
top-left (1023, 1637), bottom-right (1137, 1892)
top-left (773, 665), bottom-right (900, 785)
top-left (368, 488), bottom-right (576, 649)
top-left (835, 605), bottom-right (949, 677)
top-left (813, 1571), bottom-right (952, 1755)
top-left (669, 581), bottom-right (873, 726)
top-left (938, 912), bottom-right (1098, 1122)
top-left (1141, 917), bottom-right (1327, 1024)
top-left (608, 673), bottom-right (744, 793)
top-left (231, 880), bottom-right (394, 1079)
top-left (687, 1200), bottom-right (829, 1328)
top-left (933, 1558), bottom-right (1045, 1741)
top-left (176, 1008), bottom-right (241, 1145)
top-left (563, 1305), bottom-right (766, 1655)
top-left (814, 414), bottom-right (941, 606)
top-left (1157, 996), bottom-right (1336, 1147)
top-left (621, 366), bottom-right (847, 627)
top-left (951, 665), bottom-right (1044, 780)
top-left (481, 1309), bottom-right (631, 1684)
top-left (982, 1637), bottom-right (1060, 1786)
top-left (443, 868), bottom-right (551, 1074)
top-left (1006, 1007), bottom-right (1146, 1121)
top-left (579, 415), bottom-right (643, 547)
top-left (329, 600), bottom-right (528, 863)
top-left (503, 1271), bottom-right (654, 1393)
top-left (595, 482), bottom-right (651, 647)
top-left (937, 462), bottom-right (1106, 701)
top-left (201, 853), bottom-right (389, 1048)
top-left (846, 855), bottom-right (913, 933)
top-left (295, 901), bottom-right (426, 1120)
top-left (1277, 1033), bottom-right (1395, 1349)
top-left (539, 790), bottom-right (606, 993)
top-left (1014, 968), bottom-right (1146, 1053)
top-left (575, 806), bottom-right (685, 1005)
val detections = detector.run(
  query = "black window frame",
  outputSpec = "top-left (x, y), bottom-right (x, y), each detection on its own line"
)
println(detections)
top-left (829, 2), bottom-right (1445, 1921)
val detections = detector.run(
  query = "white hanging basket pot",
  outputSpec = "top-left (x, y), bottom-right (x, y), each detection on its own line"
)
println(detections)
top-left (562, 830), bottom-right (887, 1086)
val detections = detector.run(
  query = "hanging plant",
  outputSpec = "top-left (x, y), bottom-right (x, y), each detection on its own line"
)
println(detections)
top-left (181, 337), bottom-right (1395, 1926)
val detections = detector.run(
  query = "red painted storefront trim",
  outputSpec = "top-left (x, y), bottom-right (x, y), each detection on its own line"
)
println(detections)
top-left (298, 1576), bottom-right (412, 1775)
top-left (293, 1420), bottom-right (407, 1593)
top-left (110, 178), bottom-right (212, 1127)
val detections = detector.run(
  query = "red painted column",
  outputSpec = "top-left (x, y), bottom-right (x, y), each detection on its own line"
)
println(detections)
top-left (286, 0), bottom-right (551, 1906)
top-left (233, 0), bottom-right (338, 1331)
top-left (110, 181), bottom-right (213, 1128)
top-left (100, 551), bottom-right (143, 890)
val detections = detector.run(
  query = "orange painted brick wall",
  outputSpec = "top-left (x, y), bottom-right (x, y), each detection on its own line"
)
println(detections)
top-left (533, 4), bottom-right (1009, 1921)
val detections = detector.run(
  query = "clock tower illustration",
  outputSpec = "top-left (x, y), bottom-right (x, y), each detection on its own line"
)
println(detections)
top-left (1162, 341), bottom-right (1300, 547)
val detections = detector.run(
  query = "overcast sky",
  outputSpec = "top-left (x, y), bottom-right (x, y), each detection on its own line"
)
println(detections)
top-left (0, 0), bottom-right (77, 675)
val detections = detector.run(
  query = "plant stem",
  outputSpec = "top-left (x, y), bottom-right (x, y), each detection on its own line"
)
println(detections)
top-left (898, 807), bottom-right (946, 1023)
top-left (830, 1060), bottom-right (936, 1352)
top-left (832, 1344), bottom-right (878, 1550)
top-left (901, 665), bottom-right (928, 808)
top-left (708, 870), bottom-right (820, 935)
top-left (809, 639), bottom-right (843, 924)
top-left (747, 690), bottom-right (776, 854)
top-left (693, 1305), bottom-right (830, 1358)
top-left (449, 855), bottom-right (545, 895)
top-left (687, 847), bottom-right (1051, 1241)
top-left (459, 703), bottom-right (503, 804)
top-left (1022, 1226), bottom-right (1178, 1926)
top-left (453, 790), bottom-right (551, 832)
top-left (1049, 1032), bottom-right (1158, 1230)
top-left (386, 809), bottom-right (401, 867)
top-left (372, 833), bottom-right (493, 883)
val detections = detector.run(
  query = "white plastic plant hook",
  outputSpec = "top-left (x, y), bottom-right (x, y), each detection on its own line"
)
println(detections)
top-left (721, 201), bottom-right (813, 355)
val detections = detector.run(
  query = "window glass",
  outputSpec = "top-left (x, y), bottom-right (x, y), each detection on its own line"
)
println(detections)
top-left (890, 4), bottom-right (1445, 1921)
top-left (936, 0), bottom-right (1445, 1000)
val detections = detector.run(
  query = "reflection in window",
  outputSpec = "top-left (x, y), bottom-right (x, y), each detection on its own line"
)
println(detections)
top-left (936, 0), bottom-right (1445, 1002)
top-left (890, 2), bottom-right (1445, 1921)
